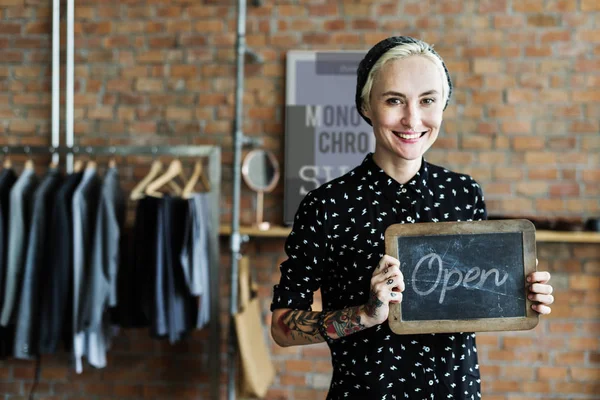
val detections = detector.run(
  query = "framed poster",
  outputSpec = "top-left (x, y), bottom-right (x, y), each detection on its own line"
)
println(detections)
top-left (284, 51), bottom-right (375, 225)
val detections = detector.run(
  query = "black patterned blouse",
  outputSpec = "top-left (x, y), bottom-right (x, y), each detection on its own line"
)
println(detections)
top-left (271, 153), bottom-right (488, 400)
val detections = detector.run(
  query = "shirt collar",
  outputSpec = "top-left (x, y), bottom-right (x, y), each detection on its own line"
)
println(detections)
top-left (359, 153), bottom-right (430, 199)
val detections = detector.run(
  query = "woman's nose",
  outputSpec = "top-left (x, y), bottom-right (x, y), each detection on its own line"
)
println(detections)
top-left (400, 105), bottom-right (420, 129)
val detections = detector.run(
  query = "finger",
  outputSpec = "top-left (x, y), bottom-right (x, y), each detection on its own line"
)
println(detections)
top-left (389, 291), bottom-right (403, 303)
top-left (530, 283), bottom-right (553, 295)
top-left (377, 255), bottom-right (400, 271)
top-left (532, 303), bottom-right (552, 315)
top-left (373, 263), bottom-right (401, 279)
top-left (527, 271), bottom-right (551, 284)
top-left (536, 258), bottom-right (539, 267)
top-left (382, 270), bottom-right (405, 290)
top-left (529, 293), bottom-right (554, 305)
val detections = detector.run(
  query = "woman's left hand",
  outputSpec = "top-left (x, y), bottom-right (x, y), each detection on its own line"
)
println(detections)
top-left (527, 270), bottom-right (553, 315)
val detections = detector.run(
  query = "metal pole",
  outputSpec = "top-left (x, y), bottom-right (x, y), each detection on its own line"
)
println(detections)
top-left (51, 0), bottom-right (60, 166)
top-left (66, 0), bottom-right (74, 173)
top-left (229, 0), bottom-right (247, 399)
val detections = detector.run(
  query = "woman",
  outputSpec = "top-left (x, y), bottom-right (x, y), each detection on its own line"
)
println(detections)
top-left (270, 36), bottom-right (554, 399)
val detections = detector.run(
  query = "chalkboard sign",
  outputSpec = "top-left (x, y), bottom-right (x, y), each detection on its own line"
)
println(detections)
top-left (385, 219), bottom-right (538, 335)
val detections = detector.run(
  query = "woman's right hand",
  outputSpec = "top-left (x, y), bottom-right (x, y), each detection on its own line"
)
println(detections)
top-left (362, 254), bottom-right (405, 326)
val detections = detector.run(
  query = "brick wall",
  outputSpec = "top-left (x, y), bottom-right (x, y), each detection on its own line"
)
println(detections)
top-left (0, 0), bottom-right (598, 399)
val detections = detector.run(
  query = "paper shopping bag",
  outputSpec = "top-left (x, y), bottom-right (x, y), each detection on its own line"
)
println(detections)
top-left (234, 256), bottom-right (275, 398)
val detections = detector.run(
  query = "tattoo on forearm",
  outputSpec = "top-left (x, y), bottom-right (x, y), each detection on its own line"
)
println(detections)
top-left (278, 306), bottom-right (368, 343)
top-left (364, 290), bottom-right (383, 319)
top-left (278, 310), bottom-right (321, 342)
top-left (324, 307), bottom-right (365, 339)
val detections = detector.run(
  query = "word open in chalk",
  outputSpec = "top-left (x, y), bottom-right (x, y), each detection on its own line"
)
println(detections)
top-left (410, 253), bottom-right (509, 304)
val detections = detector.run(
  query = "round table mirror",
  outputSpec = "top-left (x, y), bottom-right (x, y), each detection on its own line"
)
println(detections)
top-left (242, 149), bottom-right (280, 230)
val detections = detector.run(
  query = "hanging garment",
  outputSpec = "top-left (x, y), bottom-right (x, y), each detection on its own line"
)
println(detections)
top-left (0, 168), bottom-right (38, 327)
top-left (0, 168), bottom-right (17, 302)
top-left (180, 193), bottom-right (212, 329)
top-left (153, 198), bottom-right (169, 338)
top-left (38, 171), bottom-right (83, 354)
top-left (13, 168), bottom-right (63, 359)
top-left (0, 168), bottom-right (17, 359)
top-left (113, 198), bottom-right (158, 329)
top-left (162, 196), bottom-right (196, 344)
top-left (80, 167), bottom-right (125, 368)
top-left (71, 167), bottom-right (101, 373)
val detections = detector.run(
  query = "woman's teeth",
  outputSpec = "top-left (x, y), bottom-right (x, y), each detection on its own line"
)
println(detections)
top-left (395, 131), bottom-right (423, 140)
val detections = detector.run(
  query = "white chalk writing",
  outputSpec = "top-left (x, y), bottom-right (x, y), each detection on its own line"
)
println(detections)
top-left (411, 253), bottom-right (509, 304)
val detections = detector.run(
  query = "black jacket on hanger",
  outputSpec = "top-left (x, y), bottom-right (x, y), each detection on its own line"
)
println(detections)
top-left (0, 168), bottom-right (17, 359)
top-left (14, 169), bottom-right (63, 359)
top-left (115, 196), bottom-right (161, 329)
top-left (162, 196), bottom-right (196, 343)
top-left (38, 171), bottom-right (83, 354)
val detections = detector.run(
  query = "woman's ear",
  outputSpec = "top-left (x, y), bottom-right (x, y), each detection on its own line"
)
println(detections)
top-left (362, 105), bottom-right (371, 120)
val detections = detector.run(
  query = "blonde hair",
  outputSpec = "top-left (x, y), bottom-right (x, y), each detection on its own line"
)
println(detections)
top-left (360, 42), bottom-right (450, 114)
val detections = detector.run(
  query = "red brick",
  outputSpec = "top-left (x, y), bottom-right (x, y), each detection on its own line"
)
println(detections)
top-left (488, 379), bottom-right (521, 392)
top-left (527, 14), bottom-right (560, 27)
top-left (569, 337), bottom-right (599, 350)
top-left (538, 366), bottom-right (568, 380)
top-left (512, 0), bottom-right (544, 12)
top-left (570, 367), bottom-right (600, 382)
top-left (308, 4), bottom-right (338, 16)
top-left (573, 90), bottom-right (600, 102)
top-left (512, 137), bottom-right (544, 150)
top-left (582, 0), bottom-right (600, 10)
top-left (516, 182), bottom-right (548, 196)
top-left (285, 360), bottom-right (312, 373)
top-left (522, 381), bottom-right (551, 393)
top-left (479, 0), bottom-right (507, 12)
top-left (280, 374), bottom-right (306, 386)
top-left (502, 121), bottom-right (532, 134)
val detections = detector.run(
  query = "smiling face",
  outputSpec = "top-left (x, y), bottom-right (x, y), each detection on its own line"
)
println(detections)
top-left (363, 55), bottom-right (445, 177)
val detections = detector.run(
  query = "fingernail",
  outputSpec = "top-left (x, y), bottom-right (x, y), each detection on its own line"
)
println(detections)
top-left (528, 294), bottom-right (533, 300)
top-left (527, 277), bottom-right (531, 282)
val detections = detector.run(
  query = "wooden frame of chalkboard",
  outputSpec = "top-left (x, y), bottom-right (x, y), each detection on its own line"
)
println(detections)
top-left (385, 219), bottom-right (539, 335)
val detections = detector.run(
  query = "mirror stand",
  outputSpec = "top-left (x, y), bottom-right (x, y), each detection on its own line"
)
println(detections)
top-left (242, 149), bottom-right (280, 231)
top-left (255, 191), bottom-right (270, 231)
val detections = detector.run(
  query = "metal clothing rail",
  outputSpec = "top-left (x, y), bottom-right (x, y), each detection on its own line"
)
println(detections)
top-left (1, 144), bottom-right (222, 400)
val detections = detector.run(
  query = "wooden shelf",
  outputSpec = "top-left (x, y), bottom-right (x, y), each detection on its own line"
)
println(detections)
top-left (535, 230), bottom-right (600, 243)
top-left (219, 225), bottom-right (292, 237)
top-left (219, 225), bottom-right (600, 243)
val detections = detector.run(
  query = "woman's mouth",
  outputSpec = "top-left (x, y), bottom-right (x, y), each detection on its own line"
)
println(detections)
top-left (393, 131), bottom-right (427, 140)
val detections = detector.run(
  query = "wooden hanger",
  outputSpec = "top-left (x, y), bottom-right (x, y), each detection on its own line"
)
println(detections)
top-left (181, 161), bottom-right (211, 198)
top-left (108, 158), bottom-right (117, 169)
top-left (86, 160), bottom-right (97, 170)
top-left (130, 160), bottom-right (184, 200)
top-left (73, 159), bottom-right (83, 173)
top-left (145, 159), bottom-right (187, 198)
top-left (2, 156), bottom-right (11, 169)
top-left (24, 159), bottom-right (34, 170)
top-left (130, 160), bottom-right (163, 200)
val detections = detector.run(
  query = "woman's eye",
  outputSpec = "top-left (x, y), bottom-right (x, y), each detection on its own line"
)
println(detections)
top-left (422, 98), bottom-right (436, 105)
top-left (386, 98), bottom-right (403, 105)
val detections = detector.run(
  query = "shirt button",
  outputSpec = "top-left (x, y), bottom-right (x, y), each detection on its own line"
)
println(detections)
top-left (407, 216), bottom-right (413, 222)
top-left (401, 188), bottom-right (407, 193)
top-left (429, 380), bottom-right (434, 385)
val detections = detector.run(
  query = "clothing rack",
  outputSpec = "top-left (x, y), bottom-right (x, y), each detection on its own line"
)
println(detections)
top-left (0, 144), bottom-right (222, 400)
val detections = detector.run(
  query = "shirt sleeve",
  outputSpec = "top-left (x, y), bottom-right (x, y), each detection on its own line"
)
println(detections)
top-left (271, 190), bottom-right (328, 312)
top-left (471, 178), bottom-right (488, 221)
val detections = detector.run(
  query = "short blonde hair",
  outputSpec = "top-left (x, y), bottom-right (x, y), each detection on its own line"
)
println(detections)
top-left (360, 42), bottom-right (450, 115)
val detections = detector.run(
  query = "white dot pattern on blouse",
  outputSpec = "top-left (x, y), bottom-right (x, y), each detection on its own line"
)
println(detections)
top-left (272, 154), bottom-right (487, 399)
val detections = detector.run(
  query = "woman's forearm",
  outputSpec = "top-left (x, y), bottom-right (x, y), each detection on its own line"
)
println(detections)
top-left (272, 306), bottom-right (375, 347)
